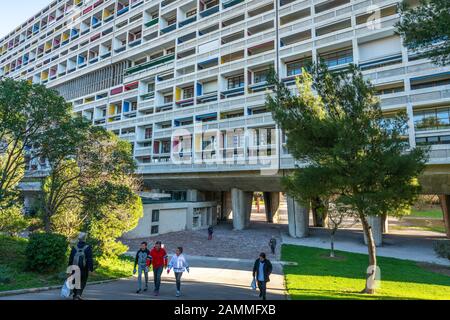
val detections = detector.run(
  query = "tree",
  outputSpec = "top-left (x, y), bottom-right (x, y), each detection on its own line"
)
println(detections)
top-left (326, 202), bottom-right (358, 258)
top-left (0, 79), bottom-right (72, 217)
top-left (266, 64), bottom-right (428, 293)
top-left (40, 125), bottom-right (143, 258)
top-left (396, 0), bottom-right (450, 66)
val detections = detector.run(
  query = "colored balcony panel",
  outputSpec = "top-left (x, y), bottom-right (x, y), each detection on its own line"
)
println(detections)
top-left (223, 0), bottom-right (244, 9)
top-left (200, 5), bottom-right (220, 18)
top-left (145, 18), bottom-right (159, 28)
top-left (160, 24), bottom-right (177, 35)
top-left (179, 16), bottom-right (197, 28)
top-left (111, 87), bottom-right (124, 95)
top-left (124, 54), bottom-right (175, 75)
top-left (117, 6), bottom-right (130, 16)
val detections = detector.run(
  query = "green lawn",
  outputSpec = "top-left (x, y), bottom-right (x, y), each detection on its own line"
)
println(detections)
top-left (0, 235), bottom-right (133, 292)
top-left (282, 245), bottom-right (450, 300)
top-left (410, 208), bottom-right (443, 219)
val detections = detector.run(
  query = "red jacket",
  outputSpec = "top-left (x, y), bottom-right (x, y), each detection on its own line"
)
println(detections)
top-left (147, 247), bottom-right (168, 269)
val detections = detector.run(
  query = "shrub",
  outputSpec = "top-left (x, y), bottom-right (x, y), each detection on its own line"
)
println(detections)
top-left (434, 240), bottom-right (450, 260)
top-left (0, 265), bottom-right (13, 284)
top-left (26, 233), bottom-right (69, 273)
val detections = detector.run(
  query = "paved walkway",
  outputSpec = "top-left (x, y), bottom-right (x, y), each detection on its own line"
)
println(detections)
top-left (0, 257), bottom-right (287, 300)
top-left (282, 227), bottom-right (450, 266)
top-left (122, 216), bottom-right (286, 261)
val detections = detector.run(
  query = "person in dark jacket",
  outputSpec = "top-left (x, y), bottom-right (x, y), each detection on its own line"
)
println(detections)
top-left (68, 232), bottom-right (94, 300)
top-left (252, 253), bottom-right (273, 300)
top-left (208, 226), bottom-right (214, 240)
top-left (133, 242), bottom-right (151, 294)
top-left (269, 236), bottom-right (277, 255)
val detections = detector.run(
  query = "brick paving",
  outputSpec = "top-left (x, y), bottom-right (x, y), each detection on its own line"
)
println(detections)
top-left (122, 210), bottom-right (288, 261)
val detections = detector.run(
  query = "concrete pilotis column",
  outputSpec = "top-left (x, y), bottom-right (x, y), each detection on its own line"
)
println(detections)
top-left (364, 216), bottom-right (383, 246)
top-left (187, 189), bottom-right (205, 202)
top-left (287, 196), bottom-right (309, 238)
top-left (231, 188), bottom-right (253, 230)
top-left (439, 195), bottom-right (450, 238)
top-left (382, 214), bottom-right (389, 234)
top-left (263, 192), bottom-right (280, 223)
top-left (221, 191), bottom-right (233, 221)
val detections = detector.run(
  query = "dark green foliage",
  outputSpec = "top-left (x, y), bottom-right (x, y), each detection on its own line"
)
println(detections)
top-left (396, 0), bottom-right (450, 66)
top-left (434, 240), bottom-right (450, 260)
top-left (26, 233), bottom-right (69, 273)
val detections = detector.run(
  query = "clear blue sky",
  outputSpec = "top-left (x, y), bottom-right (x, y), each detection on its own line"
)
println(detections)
top-left (0, 1), bottom-right (52, 38)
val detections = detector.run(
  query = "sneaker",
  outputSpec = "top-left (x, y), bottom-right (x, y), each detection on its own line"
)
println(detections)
top-left (176, 291), bottom-right (181, 297)
top-left (144, 287), bottom-right (148, 292)
top-left (136, 289), bottom-right (141, 294)
top-left (154, 291), bottom-right (159, 296)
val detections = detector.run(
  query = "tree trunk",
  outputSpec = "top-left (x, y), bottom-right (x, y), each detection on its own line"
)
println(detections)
top-left (360, 214), bottom-right (377, 294)
top-left (312, 197), bottom-right (328, 227)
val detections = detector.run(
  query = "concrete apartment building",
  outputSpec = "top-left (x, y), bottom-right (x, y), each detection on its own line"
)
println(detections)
top-left (1, 0), bottom-right (449, 242)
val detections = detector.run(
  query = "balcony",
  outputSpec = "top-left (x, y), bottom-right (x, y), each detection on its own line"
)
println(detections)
top-left (145, 17), bottom-right (159, 28)
top-left (125, 54), bottom-right (175, 75)
top-left (221, 86), bottom-right (244, 99)
top-left (179, 16), bottom-right (197, 28)
top-left (141, 92), bottom-right (155, 100)
top-left (249, 81), bottom-right (272, 93)
top-left (200, 5), bottom-right (220, 18)
top-left (223, 0), bottom-right (244, 9)
top-left (197, 91), bottom-right (218, 104)
top-left (160, 23), bottom-right (177, 34)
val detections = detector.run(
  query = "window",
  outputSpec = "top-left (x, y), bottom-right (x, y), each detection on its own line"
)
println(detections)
top-left (254, 70), bottom-right (270, 83)
top-left (286, 58), bottom-right (311, 76)
top-left (164, 95), bottom-right (173, 103)
top-left (227, 74), bottom-right (244, 89)
top-left (145, 127), bottom-right (152, 139)
top-left (151, 225), bottom-right (159, 235)
top-left (161, 140), bottom-right (171, 153)
top-left (320, 48), bottom-right (353, 68)
top-left (152, 210), bottom-right (160, 222)
top-left (414, 107), bottom-right (450, 131)
top-left (183, 87), bottom-right (194, 99)
top-left (186, 9), bottom-right (197, 18)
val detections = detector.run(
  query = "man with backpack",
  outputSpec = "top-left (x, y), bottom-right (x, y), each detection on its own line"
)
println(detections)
top-left (68, 232), bottom-right (94, 300)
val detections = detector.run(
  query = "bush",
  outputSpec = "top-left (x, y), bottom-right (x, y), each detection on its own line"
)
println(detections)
top-left (434, 240), bottom-right (450, 260)
top-left (26, 233), bottom-right (69, 273)
top-left (0, 265), bottom-right (13, 284)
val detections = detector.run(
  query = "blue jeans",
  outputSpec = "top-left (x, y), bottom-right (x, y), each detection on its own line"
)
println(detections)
top-left (153, 266), bottom-right (163, 291)
top-left (137, 265), bottom-right (148, 290)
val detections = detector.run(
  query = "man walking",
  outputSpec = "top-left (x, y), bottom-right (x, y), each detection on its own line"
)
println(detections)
top-left (68, 232), bottom-right (94, 300)
top-left (269, 236), bottom-right (277, 255)
top-left (253, 253), bottom-right (273, 300)
top-left (148, 241), bottom-right (168, 296)
top-left (133, 242), bottom-right (150, 294)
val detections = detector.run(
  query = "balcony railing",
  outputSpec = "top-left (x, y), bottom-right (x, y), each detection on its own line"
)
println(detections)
top-left (125, 53), bottom-right (175, 75)
top-left (223, 0), bottom-right (244, 9)
top-left (160, 23), bottom-right (177, 34)
top-left (200, 5), bottom-right (220, 18)
top-left (179, 16), bottom-right (197, 28)
top-left (145, 17), bottom-right (159, 28)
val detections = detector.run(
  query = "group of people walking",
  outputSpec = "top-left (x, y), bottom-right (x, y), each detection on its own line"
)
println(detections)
top-left (133, 241), bottom-right (189, 298)
top-left (67, 230), bottom-right (277, 300)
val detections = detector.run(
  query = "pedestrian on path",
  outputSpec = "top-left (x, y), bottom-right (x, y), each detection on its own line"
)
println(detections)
top-left (167, 247), bottom-right (190, 297)
top-left (68, 232), bottom-right (94, 300)
top-left (269, 236), bottom-right (277, 255)
top-left (133, 242), bottom-right (150, 294)
top-left (148, 241), bottom-right (168, 296)
top-left (252, 253), bottom-right (272, 301)
top-left (208, 226), bottom-right (214, 240)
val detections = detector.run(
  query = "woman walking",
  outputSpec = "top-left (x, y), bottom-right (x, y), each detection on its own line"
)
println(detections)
top-left (167, 247), bottom-right (190, 297)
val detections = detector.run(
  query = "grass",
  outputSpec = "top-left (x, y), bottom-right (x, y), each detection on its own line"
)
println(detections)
top-left (0, 235), bottom-right (134, 292)
top-left (282, 244), bottom-right (450, 300)
top-left (410, 208), bottom-right (443, 219)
